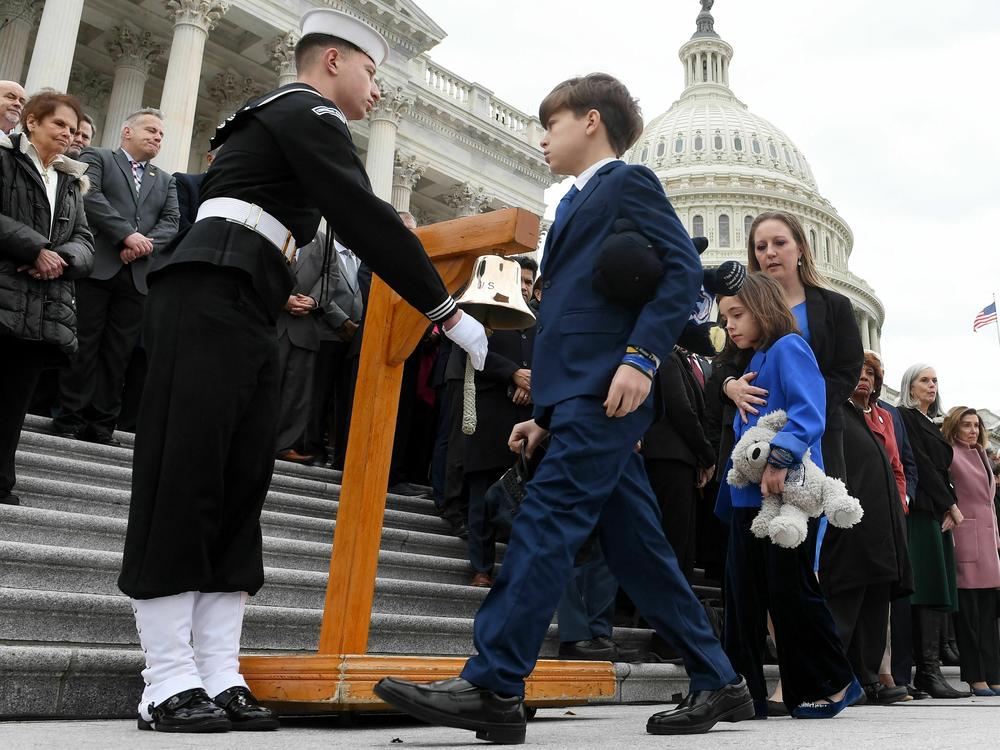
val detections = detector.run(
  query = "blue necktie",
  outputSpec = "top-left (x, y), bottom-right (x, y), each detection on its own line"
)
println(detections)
top-left (552, 185), bottom-right (579, 235)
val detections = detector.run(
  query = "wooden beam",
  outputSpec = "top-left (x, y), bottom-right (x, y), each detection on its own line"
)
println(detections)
top-left (316, 209), bottom-right (538, 655)
top-left (241, 654), bottom-right (617, 712)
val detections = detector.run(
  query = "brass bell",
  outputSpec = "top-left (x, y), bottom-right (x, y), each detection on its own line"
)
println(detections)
top-left (454, 254), bottom-right (536, 331)
top-left (454, 255), bottom-right (536, 436)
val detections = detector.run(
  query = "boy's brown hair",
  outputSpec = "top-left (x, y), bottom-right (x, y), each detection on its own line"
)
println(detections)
top-left (538, 73), bottom-right (643, 156)
top-left (941, 406), bottom-right (988, 449)
top-left (723, 272), bottom-right (800, 350)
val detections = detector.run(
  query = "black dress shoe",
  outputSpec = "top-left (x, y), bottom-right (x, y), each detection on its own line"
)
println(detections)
top-left (766, 699), bottom-right (789, 716)
top-left (137, 688), bottom-right (231, 733)
top-left (374, 676), bottom-right (526, 745)
top-left (213, 686), bottom-right (279, 731)
top-left (49, 420), bottom-right (83, 439)
top-left (558, 638), bottom-right (617, 661)
top-left (863, 683), bottom-right (909, 705)
top-left (0, 492), bottom-right (20, 506)
top-left (89, 433), bottom-right (122, 447)
top-left (904, 684), bottom-right (930, 700)
top-left (592, 635), bottom-right (641, 662)
top-left (647, 678), bottom-right (755, 735)
top-left (388, 482), bottom-right (431, 497)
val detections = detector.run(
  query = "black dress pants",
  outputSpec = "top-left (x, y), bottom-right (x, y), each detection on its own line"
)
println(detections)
top-left (956, 588), bottom-right (1000, 684)
top-left (466, 468), bottom-right (504, 574)
top-left (825, 583), bottom-right (891, 685)
top-left (0, 337), bottom-right (50, 496)
top-left (56, 268), bottom-right (144, 438)
top-left (724, 507), bottom-right (854, 714)
top-left (118, 265), bottom-right (279, 599)
top-left (645, 458), bottom-right (697, 578)
top-left (303, 339), bottom-right (350, 457)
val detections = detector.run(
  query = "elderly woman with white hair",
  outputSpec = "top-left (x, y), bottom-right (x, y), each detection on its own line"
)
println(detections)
top-left (896, 364), bottom-right (965, 698)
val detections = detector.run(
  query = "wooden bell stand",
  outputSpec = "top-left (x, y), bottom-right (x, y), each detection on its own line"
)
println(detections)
top-left (240, 208), bottom-right (615, 712)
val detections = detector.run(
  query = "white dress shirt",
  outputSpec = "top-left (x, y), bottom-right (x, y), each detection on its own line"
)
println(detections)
top-left (22, 137), bottom-right (62, 238)
top-left (573, 157), bottom-right (623, 191)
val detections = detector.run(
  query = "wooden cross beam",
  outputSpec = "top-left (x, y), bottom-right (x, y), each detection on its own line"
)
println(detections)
top-left (240, 208), bottom-right (616, 711)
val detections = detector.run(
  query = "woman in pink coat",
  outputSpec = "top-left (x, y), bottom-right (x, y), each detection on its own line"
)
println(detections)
top-left (943, 407), bottom-right (1000, 695)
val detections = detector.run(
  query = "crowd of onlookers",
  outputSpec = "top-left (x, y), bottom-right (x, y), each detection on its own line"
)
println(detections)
top-left (2, 81), bottom-right (999, 710)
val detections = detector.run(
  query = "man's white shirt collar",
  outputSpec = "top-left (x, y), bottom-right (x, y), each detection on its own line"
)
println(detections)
top-left (573, 157), bottom-right (622, 191)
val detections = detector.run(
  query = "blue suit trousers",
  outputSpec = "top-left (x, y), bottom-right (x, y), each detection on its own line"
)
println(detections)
top-left (460, 396), bottom-right (736, 697)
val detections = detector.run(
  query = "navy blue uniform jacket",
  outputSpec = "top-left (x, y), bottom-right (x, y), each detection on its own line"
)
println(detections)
top-left (533, 160), bottom-right (701, 421)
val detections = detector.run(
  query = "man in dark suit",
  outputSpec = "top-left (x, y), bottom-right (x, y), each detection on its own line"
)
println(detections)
top-left (302, 235), bottom-right (363, 463)
top-left (376, 73), bottom-right (751, 742)
top-left (274, 233), bottom-right (328, 462)
top-left (173, 147), bottom-right (219, 231)
top-left (53, 108), bottom-right (179, 444)
top-left (462, 256), bottom-right (536, 587)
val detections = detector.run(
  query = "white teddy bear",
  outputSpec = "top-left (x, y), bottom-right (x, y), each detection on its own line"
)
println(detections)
top-left (727, 410), bottom-right (864, 548)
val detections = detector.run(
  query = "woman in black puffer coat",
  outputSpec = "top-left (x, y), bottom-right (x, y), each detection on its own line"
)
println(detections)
top-left (0, 92), bottom-right (94, 505)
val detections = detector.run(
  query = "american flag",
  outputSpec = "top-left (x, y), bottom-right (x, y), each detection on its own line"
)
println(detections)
top-left (973, 302), bottom-right (997, 332)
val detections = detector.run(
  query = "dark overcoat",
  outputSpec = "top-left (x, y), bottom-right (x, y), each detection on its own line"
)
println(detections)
top-left (819, 402), bottom-right (913, 599)
top-left (458, 326), bottom-right (535, 474)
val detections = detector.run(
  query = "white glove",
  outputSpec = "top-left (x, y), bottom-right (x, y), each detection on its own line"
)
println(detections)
top-left (443, 310), bottom-right (488, 371)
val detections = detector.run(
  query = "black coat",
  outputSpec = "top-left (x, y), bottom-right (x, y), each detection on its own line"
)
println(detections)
top-left (819, 402), bottom-right (913, 599)
top-left (898, 407), bottom-right (958, 521)
top-left (155, 83), bottom-right (454, 323)
top-left (644, 350), bottom-right (715, 468)
top-left (172, 171), bottom-right (204, 231)
top-left (455, 326), bottom-right (535, 473)
top-left (0, 133), bottom-right (94, 357)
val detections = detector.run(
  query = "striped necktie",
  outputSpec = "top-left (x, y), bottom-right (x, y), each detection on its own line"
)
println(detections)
top-left (129, 159), bottom-right (143, 193)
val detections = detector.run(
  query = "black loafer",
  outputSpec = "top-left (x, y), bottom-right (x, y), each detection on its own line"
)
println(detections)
top-left (214, 686), bottom-right (279, 731)
top-left (374, 676), bottom-right (526, 745)
top-left (137, 688), bottom-right (231, 733)
top-left (0, 492), bottom-right (20, 506)
top-left (863, 683), bottom-right (909, 705)
top-left (647, 677), bottom-right (755, 734)
top-left (558, 638), bottom-right (617, 661)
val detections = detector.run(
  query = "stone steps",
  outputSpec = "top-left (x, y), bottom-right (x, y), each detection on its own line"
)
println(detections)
top-left (3, 418), bottom-right (682, 719)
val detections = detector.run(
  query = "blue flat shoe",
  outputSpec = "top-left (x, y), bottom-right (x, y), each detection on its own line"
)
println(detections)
top-left (971, 687), bottom-right (996, 697)
top-left (792, 679), bottom-right (864, 719)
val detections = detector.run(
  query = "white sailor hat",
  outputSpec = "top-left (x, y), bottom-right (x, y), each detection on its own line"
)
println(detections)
top-left (299, 8), bottom-right (389, 67)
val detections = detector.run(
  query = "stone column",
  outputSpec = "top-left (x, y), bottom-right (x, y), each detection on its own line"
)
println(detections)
top-left (101, 26), bottom-right (164, 149)
top-left (444, 183), bottom-right (489, 218)
top-left (391, 152), bottom-right (425, 212)
top-left (269, 30), bottom-right (299, 87)
top-left (0, 0), bottom-right (40, 82)
top-left (365, 80), bottom-right (412, 202)
top-left (869, 318), bottom-right (880, 353)
top-left (22, 0), bottom-right (84, 94)
top-left (157, 0), bottom-right (230, 174)
top-left (859, 313), bottom-right (871, 349)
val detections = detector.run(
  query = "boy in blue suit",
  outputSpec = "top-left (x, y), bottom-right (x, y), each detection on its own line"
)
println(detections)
top-left (375, 73), bottom-right (752, 744)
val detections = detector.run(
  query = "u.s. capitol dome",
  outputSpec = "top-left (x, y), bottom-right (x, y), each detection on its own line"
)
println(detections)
top-left (627, 3), bottom-right (884, 350)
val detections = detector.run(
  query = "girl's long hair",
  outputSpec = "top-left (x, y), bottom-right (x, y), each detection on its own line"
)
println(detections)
top-left (723, 273), bottom-right (800, 350)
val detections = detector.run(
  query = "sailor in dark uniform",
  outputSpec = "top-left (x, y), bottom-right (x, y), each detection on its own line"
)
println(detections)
top-left (117, 8), bottom-right (488, 733)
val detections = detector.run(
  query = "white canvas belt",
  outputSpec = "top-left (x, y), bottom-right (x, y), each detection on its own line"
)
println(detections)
top-left (196, 197), bottom-right (297, 264)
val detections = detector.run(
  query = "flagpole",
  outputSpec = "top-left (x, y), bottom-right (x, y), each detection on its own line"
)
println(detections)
top-left (994, 292), bottom-right (1000, 349)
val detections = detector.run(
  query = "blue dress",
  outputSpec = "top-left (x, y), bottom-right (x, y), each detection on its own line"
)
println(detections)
top-left (715, 333), bottom-right (826, 520)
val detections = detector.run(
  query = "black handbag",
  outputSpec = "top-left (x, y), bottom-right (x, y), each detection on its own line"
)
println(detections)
top-left (485, 439), bottom-right (547, 543)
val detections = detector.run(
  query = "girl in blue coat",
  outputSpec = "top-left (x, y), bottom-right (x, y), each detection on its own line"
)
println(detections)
top-left (716, 273), bottom-right (860, 719)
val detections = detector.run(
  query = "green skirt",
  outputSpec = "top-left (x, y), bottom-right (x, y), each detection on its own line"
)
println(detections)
top-left (907, 510), bottom-right (958, 611)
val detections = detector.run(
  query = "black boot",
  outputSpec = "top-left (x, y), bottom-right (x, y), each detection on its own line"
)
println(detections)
top-left (137, 688), bottom-right (231, 732)
top-left (941, 614), bottom-right (961, 666)
top-left (912, 607), bottom-right (966, 699)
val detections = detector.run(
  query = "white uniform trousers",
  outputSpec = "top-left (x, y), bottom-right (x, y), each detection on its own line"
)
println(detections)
top-left (131, 591), bottom-right (249, 720)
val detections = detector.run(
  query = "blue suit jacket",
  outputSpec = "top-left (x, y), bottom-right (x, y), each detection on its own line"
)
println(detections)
top-left (532, 161), bottom-right (701, 417)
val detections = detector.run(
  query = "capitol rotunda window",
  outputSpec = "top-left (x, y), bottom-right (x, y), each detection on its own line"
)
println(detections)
top-left (675, 136), bottom-right (685, 153)
top-left (718, 214), bottom-right (731, 247)
top-left (692, 214), bottom-right (705, 236)
top-left (656, 141), bottom-right (666, 158)
top-left (640, 144), bottom-right (649, 161)
top-left (751, 137), bottom-right (762, 155)
top-left (744, 215), bottom-right (753, 241)
top-left (694, 133), bottom-right (704, 151)
top-left (767, 141), bottom-right (778, 160)
top-left (713, 132), bottom-right (724, 150)
top-left (733, 134), bottom-right (744, 152)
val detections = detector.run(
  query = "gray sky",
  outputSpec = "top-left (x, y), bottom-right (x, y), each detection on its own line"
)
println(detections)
top-left (415, 0), bottom-right (1000, 414)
